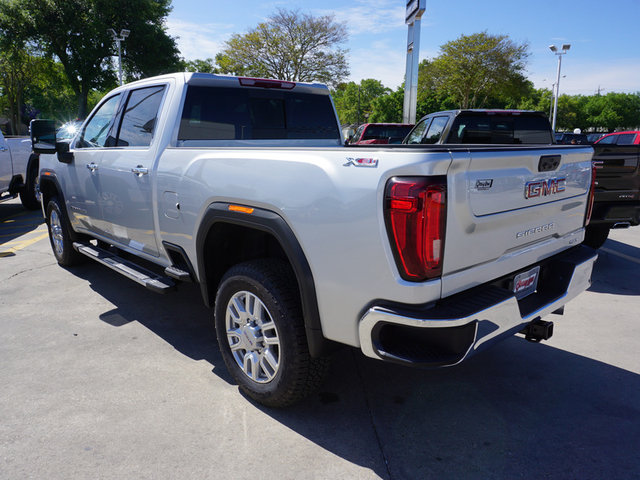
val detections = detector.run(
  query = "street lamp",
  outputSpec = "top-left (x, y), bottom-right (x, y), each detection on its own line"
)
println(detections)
top-left (108, 28), bottom-right (130, 86)
top-left (549, 43), bottom-right (570, 132)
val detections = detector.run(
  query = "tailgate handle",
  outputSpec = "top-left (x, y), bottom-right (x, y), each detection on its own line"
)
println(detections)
top-left (538, 155), bottom-right (561, 172)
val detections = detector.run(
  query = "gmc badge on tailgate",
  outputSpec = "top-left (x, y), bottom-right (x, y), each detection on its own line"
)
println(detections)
top-left (524, 177), bottom-right (566, 199)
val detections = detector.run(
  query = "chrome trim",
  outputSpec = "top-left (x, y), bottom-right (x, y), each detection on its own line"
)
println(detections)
top-left (358, 250), bottom-right (597, 365)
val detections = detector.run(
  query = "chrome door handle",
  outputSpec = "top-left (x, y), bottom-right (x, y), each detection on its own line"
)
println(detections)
top-left (0, 146), bottom-right (8, 152)
top-left (131, 165), bottom-right (149, 176)
top-left (86, 162), bottom-right (98, 172)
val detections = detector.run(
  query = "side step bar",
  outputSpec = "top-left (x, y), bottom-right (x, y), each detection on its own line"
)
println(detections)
top-left (72, 242), bottom-right (175, 294)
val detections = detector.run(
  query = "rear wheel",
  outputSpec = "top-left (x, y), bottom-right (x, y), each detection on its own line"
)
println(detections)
top-left (583, 225), bottom-right (610, 249)
top-left (214, 259), bottom-right (329, 407)
top-left (46, 197), bottom-right (84, 266)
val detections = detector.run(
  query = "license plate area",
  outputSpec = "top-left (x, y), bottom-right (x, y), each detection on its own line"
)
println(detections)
top-left (513, 266), bottom-right (540, 300)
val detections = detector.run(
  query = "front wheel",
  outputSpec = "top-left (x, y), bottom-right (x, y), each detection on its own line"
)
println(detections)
top-left (214, 260), bottom-right (329, 407)
top-left (46, 197), bottom-right (84, 266)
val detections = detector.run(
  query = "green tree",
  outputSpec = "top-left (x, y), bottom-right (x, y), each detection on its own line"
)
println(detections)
top-left (332, 79), bottom-right (389, 124)
top-left (584, 92), bottom-right (640, 131)
top-left (369, 88), bottom-right (404, 123)
top-left (0, 43), bottom-right (38, 134)
top-left (184, 58), bottom-right (219, 74)
top-left (429, 32), bottom-right (530, 109)
top-left (0, 0), bottom-right (181, 118)
top-left (217, 9), bottom-right (349, 87)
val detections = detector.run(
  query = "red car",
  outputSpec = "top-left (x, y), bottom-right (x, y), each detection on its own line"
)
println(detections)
top-left (348, 123), bottom-right (413, 145)
top-left (594, 131), bottom-right (640, 145)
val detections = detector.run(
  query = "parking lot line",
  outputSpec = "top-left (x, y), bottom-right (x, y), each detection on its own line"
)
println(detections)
top-left (0, 231), bottom-right (49, 257)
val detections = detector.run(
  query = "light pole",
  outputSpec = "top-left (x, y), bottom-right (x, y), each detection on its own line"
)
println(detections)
top-left (549, 43), bottom-right (570, 132)
top-left (108, 28), bottom-right (130, 86)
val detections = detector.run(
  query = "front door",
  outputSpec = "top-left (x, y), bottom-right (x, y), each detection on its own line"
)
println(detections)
top-left (95, 85), bottom-right (166, 257)
top-left (67, 93), bottom-right (122, 234)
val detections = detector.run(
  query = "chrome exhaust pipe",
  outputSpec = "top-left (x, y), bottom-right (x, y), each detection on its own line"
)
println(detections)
top-left (612, 222), bottom-right (631, 229)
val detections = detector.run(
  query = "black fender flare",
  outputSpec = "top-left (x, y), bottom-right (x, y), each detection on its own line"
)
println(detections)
top-left (196, 202), bottom-right (330, 357)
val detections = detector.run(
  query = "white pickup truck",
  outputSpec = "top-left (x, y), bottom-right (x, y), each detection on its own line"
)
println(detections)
top-left (32, 73), bottom-right (597, 406)
top-left (0, 130), bottom-right (40, 209)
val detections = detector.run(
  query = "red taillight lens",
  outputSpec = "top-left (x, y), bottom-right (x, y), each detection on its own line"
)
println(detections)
top-left (384, 177), bottom-right (447, 281)
top-left (585, 162), bottom-right (597, 226)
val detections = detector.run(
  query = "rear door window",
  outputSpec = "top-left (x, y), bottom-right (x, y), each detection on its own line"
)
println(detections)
top-left (178, 86), bottom-right (339, 141)
top-left (597, 135), bottom-right (617, 145)
top-left (116, 85), bottom-right (166, 147)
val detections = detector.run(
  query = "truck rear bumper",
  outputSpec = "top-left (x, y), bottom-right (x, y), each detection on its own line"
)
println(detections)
top-left (358, 245), bottom-right (597, 367)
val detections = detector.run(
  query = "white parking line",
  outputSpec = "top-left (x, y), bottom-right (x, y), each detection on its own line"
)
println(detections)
top-left (600, 247), bottom-right (640, 265)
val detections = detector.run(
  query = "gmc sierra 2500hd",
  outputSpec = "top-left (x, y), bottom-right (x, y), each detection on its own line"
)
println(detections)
top-left (32, 73), bottom-right (597, 407)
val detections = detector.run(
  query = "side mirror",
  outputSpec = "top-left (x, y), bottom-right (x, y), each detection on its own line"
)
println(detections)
top-left (30, 119), bottom-right (57, 154)
top-left (55, 140), bottom-right (74, 164)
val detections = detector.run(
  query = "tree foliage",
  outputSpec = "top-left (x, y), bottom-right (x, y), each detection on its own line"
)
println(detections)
top-left (217, 9), bottom-right (349, 87)
top-left (0, 0), bottom-right (181, 118)
top-left (427, 32), bottom-right (530, 109)
top-left (184, 58), bottom-right (219, 74)
top-left (332, 79), bottom-right (389, 124)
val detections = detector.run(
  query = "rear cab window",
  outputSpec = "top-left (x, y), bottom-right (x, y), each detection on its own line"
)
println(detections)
top-left (448, 113), bottom-right (553, 144)
top-left (177, 85), bottom-right (341, 145)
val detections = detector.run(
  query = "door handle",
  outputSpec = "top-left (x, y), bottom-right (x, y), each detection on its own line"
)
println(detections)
top-left (0, 146), bottom-right (8, 152)
top-left (131, 165), bottom-right (149, 176)
top-left (86, 162), bottom-right (98, 172)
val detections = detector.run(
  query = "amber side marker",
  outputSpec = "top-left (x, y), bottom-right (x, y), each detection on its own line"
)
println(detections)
top-left (228, 205), bottom-right (254, 214)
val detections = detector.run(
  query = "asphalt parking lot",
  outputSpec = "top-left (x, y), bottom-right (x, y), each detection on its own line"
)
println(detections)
top-left (1, 197), bottom-right (639, 480)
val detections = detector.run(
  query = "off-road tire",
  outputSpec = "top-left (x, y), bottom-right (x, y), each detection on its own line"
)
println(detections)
top-left (214, 259), bottom-right (329, 407)
top-left (46, 197), bottom-right (84, 266)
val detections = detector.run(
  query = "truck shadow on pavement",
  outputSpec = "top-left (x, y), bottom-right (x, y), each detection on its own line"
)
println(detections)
top-left (588, 239), bottom-right (640, 295)
top-left (0, 204), bottom-right (45, 249)
top-left (68, 263), bottom-right (640, 480)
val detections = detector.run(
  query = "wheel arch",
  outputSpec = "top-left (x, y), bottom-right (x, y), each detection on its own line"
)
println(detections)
top-left (196, 203), bottom-right (331, 357)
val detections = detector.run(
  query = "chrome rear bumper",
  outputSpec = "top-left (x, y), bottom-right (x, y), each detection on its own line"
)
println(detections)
top-left (358, 245), bottom-right (597, 367)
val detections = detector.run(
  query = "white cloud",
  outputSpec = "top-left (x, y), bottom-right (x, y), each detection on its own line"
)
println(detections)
top-left (315, 0), bottom-right (405, 35)
top-left (166, 19), bottom-right (234, 60)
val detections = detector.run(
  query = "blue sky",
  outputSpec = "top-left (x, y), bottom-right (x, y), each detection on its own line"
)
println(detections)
top-left (167, 0), bottom-right (640, 95)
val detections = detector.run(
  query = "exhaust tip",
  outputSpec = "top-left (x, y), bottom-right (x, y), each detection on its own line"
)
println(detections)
top-left (612, 222), bottom-right (631, 229)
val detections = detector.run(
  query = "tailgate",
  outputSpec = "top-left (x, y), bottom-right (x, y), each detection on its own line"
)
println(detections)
top-left (442, 146), bottom-right (592, 296)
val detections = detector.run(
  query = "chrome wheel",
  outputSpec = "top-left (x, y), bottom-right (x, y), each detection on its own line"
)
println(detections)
top-left (225, 290), bottom-right (280, 383)
top-left (49, 209), bottom-right (64, 257)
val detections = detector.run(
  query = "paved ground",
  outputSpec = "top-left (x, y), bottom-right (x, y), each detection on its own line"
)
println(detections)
top-left (1, 197), bottom-right (639, 480)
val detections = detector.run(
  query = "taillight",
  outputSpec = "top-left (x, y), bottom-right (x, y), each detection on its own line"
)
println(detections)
top-left (384, 176), bottom-right (447, 281)
top-left (585, 162), bottom-right (597, 225)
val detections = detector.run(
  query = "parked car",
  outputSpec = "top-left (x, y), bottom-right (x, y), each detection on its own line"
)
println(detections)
top-left (0, 129), bottom-right (40, 209)
top-left (594, 131), bottom-right (640, 145)
top-left (555, 132), bottom-right (589, 145)
top-left (348, 123), bottom-right (413, 144)
top-left (585, 137), bottom-right (640, 248)
top-left (32, 73), bottom-right (596, 407)
top-left (586, 133), bottom-right (606, 144)
top-left (402, 110), bottom-right (553, 145)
